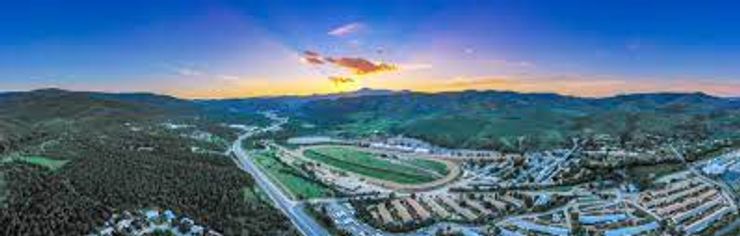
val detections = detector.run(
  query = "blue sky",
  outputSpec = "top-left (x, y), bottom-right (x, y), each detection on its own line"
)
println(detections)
top-left (1, 0), bottom-right (739, 97)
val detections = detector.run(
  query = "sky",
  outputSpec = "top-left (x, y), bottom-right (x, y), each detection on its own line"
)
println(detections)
top-left (1, 0), bottom-right (739, 98)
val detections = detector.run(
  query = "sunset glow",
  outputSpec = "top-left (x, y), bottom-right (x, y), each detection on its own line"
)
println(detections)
top-left (1, 1), bottom-right (738, 98)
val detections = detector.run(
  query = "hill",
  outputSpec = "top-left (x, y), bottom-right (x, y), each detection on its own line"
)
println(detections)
top-left (0, 87), bottom-right (737, 234)
top-left (0, 89), bottom-right (296, 235)
top-left (245, 89), bottom-right (740, 151)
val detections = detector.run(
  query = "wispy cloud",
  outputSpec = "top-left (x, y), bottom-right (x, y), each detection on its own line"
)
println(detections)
top-left (175, 68), bottom-right (203, 77)
top-left (164, 64), bottom-right (205, 77)
top-left (300, 50), bottom-right (326, 65)
top-left (490, 59), bottom-right (535, 68)
top-left (328, 22), bottom-right (365, 36)
top-left (217, 75), bottom-right (241, 81)
top-left (626, 38), bottom-right (643, 52)
top-left (398, 63), bottom-right (432, 71)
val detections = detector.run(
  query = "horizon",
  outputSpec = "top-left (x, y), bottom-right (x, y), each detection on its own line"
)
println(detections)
top-left (2, 86), bottom-right (735, 100)
top-left (2, 1), bottom-right (740, 98)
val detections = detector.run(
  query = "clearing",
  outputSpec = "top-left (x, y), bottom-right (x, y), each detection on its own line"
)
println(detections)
top-left (253, 151), bottom-right (333, 199)
top-left (2, 156), bottom-right (69, 171)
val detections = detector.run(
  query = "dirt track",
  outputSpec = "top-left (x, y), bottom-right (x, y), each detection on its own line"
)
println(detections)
top-left (283, 144), bottom-right (462, 192)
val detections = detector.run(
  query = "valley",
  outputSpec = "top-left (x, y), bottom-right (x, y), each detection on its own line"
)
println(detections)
top-left (0, 89), bottom-right (738, 236)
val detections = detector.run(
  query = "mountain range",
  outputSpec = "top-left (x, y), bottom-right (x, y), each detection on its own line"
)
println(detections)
top-left (1, 88), bottom-right (738, 150)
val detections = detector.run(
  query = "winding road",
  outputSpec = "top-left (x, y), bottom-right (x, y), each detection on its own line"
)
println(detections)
top-left (229, 115), bottom-right (329, 236)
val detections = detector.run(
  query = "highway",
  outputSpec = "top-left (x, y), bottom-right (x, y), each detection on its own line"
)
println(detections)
top-left (229, 115), bottom-right (329, 236)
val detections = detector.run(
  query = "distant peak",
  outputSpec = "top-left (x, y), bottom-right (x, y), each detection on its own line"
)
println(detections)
top-left (32, 88), bottom-right (69, 93)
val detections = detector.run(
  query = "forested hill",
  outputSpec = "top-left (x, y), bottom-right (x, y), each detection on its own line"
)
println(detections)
top-left (3, 88), bottom-right (738, 151)
top-left (0, 88), bottom-right (196, 121)
top-left (0, 88), bottom-right (196, 150)
top-left (0, 89), bottom-right (297, 235)
top-left (262, 89), bottom-right (740, 151)
top-left (0, 87), bottom-right (737, 235)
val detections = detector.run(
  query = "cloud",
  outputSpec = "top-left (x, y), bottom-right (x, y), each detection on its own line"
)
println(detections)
top-left (176, 68), bottom-right (204, 77)
top-left (299, 50), bottom-right (400, 87)
top-left (164, 64), bottom-right (205, 77)
top-left (328, 22), bottom-right (364, 36)
top-left (328, 76), bottom-right (355, 85)
top-left (303, 50), bottom-right (321, 57)
top-left (490, 59), bottom-right (535, 68)
top-left (300, 50), bottom-right (325, 65)
top-left (301, 57), bottom-right (325, 65)
top-left (300, 50), bottom-right (398, 75)
top-left (626, 38), bottom-right (642, 52)
top-left (218, 75), bottom-right (241, 81)
top-left (325, 57), bottom-right (397, 75)
top-left (398, 63), bottom-right (432, 71)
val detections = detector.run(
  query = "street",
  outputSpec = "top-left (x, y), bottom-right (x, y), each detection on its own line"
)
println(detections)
top-left (230, 115), bottom-right (330, 236)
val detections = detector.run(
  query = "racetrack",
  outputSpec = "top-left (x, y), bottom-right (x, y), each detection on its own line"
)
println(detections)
top-left (294, 145), bottom-right (461, 192)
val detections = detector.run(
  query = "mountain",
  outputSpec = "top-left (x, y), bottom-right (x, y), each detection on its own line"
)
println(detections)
top-left (316, 87), bottom-right (409, 99)
top-left (0, 88), bottom-right (297, 236)
top-left (1, 88), bottom-right (737, 151)
top-left (0, 88), bottom-right (197, 123)
top-left (197, 87), bottom-right (409, 113)
top-left (0, 88), bottom-right (201, 149)
top-left (280, 90), bottom-right (740, 150)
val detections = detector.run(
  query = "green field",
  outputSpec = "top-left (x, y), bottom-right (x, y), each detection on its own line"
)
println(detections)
top-left (242, 186), bottom-right (273, 207)
top-left (627, 162), bottom-right (685, 179)
top-left (402, 158), bottom-right (449, 176)
top-left (253, 151), bottom-right (333, 199)
top-left (303, 147), bottom-right (445, 184)
top-left (2, 156), bottom-right (69, 171)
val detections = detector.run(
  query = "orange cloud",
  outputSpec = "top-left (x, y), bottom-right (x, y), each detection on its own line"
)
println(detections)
top-left (328, 76), bottom-right (355, 85)
top-left (325, 57), bottom-right (397, 75)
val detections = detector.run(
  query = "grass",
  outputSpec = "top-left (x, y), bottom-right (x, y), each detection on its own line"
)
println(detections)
top-left (402, 158), bottom-right (449, 176)
top-left (340, 112), bottom-right (399, 136)
top-left (627, 162), bottom-right (685, 179)
top-left (243, 186), bottom-right (273, 207)
top-left (253, 151), bottom-right (333, 199)
top-left (303, 147), bottom-right (443, 184)
top-left (242, 187), bottom-right (259, 202)
top-left (2, 156), bottom-right (69, 171)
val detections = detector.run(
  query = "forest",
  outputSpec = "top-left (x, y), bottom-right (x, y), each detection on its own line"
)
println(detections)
top-left (294, 91), bottom-right (740, 151)
top-left (0, 89), bottom-right (297, 235)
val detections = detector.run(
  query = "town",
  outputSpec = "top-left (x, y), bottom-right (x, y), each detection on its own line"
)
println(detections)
top-left (223, 111), bottom-right (740, 236)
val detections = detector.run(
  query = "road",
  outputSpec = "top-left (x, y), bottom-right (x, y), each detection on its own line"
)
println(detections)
top-left (230, 115), bottom-right (329, 236)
